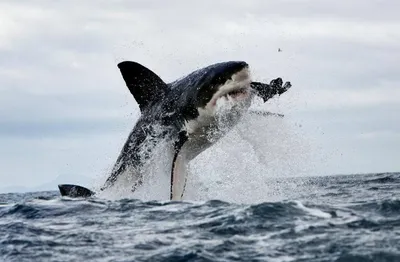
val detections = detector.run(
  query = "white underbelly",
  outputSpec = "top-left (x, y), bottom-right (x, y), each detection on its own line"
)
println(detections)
top-left (170, 94), bottom-right (252, 200)
top-left (185, 97), bottom-right (252, 160)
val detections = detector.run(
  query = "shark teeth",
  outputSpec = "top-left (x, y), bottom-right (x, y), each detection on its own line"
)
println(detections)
top-left (222, 88), bottom-right (250, 100)
top-left (226, 88), bottom-right (248, 96)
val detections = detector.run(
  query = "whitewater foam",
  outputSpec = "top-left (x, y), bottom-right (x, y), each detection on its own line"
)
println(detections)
top-left (95, 104), bottom-right (318, 203)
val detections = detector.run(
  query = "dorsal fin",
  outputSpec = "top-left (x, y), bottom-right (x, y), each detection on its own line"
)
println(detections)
top-left (117, 61), bottom-right (168, 110)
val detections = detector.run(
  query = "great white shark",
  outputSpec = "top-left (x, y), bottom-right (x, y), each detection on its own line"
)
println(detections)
top-left (58, 60), bottom-right (291, 200)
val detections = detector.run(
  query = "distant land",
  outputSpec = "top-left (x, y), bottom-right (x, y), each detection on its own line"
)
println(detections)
top-left (0, 174), bottom-right (95, 194)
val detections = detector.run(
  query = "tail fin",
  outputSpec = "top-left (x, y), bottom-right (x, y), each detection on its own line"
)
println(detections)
top-left (58, 184), bottom-right (95, 198)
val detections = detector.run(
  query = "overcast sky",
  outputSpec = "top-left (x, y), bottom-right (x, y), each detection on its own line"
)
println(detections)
top-left (0, 0), bottom-right (399, 189)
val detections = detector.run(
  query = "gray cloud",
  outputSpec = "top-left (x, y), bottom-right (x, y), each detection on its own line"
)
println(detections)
top-left (0, 0), bottom-right (399, 189)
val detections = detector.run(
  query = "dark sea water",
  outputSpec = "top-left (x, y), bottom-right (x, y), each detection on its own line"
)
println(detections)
top-left (1, 172), bottom-right (400, 262)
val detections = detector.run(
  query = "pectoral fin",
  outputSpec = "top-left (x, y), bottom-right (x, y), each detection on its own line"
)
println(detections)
top-left (170, 131), bottom-right (188, 201)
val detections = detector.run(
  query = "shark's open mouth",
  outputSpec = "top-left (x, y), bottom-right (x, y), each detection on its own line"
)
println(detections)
top-left (211, 87), bottom-right (250, 107)
top-left (206, 66), bottom-right (252, 108)
top-left (219, 87), bottom-right (251, 103)
top-left (224, 88), bottom-right (249, 99)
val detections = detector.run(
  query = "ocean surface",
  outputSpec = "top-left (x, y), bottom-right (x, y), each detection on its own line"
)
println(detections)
top-left (1, 172), bottom-right (400, 262)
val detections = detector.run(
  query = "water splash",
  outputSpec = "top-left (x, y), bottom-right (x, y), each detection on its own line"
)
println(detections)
top-left (96, 138), bottom-right (173, 201)
top-left (96, 102), bottom-right (317, 203)
top-left (185, 112), bottom-right (314, 203)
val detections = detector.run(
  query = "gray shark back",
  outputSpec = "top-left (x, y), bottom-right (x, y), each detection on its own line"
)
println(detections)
top-left (102, 61), bottom-right (250, 192)
top-left (102, 63), bottom-right (172, 190)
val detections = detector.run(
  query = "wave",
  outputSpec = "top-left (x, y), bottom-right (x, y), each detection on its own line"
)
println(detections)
top-left (1, 172), bottom-right (400, 261)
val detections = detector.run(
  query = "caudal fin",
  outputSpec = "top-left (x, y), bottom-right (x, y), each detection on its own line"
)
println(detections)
top-left (58, 184), bottom-right (95, 198)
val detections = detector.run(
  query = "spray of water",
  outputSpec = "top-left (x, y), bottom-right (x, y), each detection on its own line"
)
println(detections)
top-left (184, 111), bottom-right (313, 203)
top-left (96, 98), bottom-right (315, 203)
top-left (96, 136), bottom-right (174, 201)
